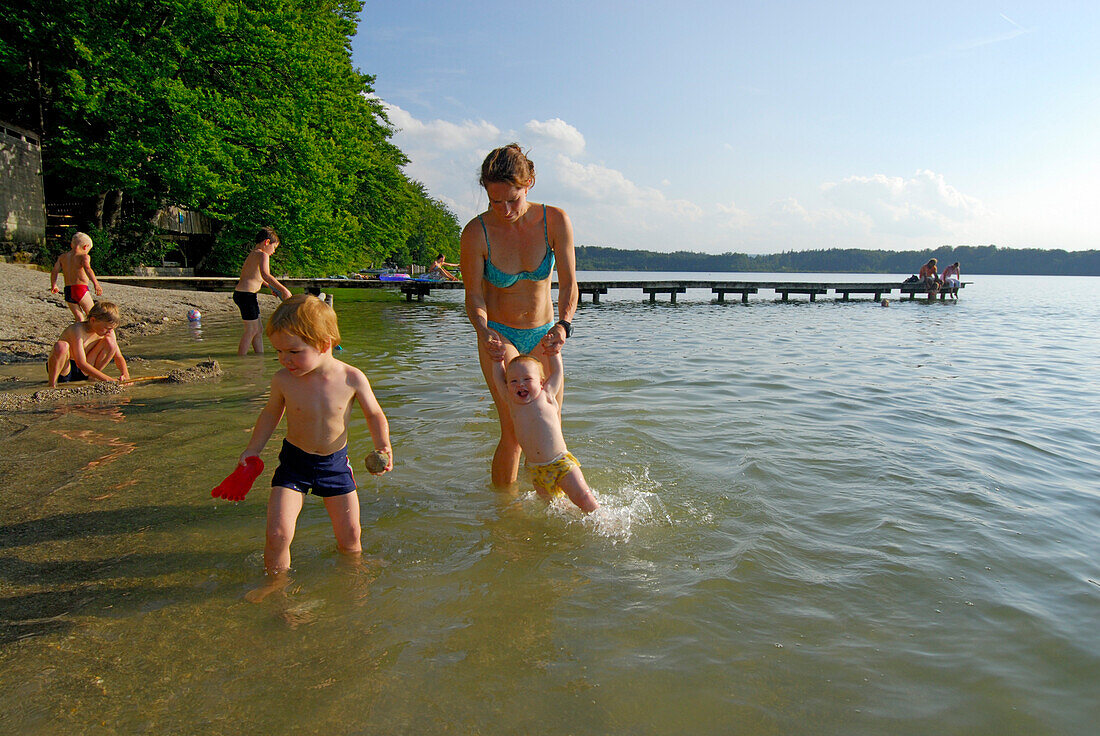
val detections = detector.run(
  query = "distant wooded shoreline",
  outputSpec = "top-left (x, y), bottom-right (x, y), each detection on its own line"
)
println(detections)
top-left (575, 245), bottom-right (1100, 276)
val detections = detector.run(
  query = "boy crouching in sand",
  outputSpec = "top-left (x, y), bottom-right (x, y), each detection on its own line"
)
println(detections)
top-left (47, 301), bottom-right (130, 387)
top-left (491, 352), bottom-right (599, 513)
top-left (238, 294), bottom-right (393, 587)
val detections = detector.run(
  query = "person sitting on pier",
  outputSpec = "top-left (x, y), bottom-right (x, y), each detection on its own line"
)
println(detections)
top-left (460, 143), bottom-right (579, 487)
top-left (427, 254), bottom-right (459, 281)
top-left (941, 261), bottom-right (961, 299)
top-left (918, 258), bottom-right (941, 298)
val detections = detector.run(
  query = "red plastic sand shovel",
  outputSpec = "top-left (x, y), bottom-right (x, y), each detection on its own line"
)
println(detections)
top-left (212, 457), bottom-right (264, 501)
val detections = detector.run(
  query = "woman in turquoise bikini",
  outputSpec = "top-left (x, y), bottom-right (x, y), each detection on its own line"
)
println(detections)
top-left (461, 143), bottom-right (579, 486)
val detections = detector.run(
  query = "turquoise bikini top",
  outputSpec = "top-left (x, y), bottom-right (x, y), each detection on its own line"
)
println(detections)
top-left (479, 205), bottom-right (555, 288)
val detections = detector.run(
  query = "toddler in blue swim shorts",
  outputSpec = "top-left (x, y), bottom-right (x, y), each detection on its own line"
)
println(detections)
top-left (236, 295), bottom-right (393, 591)
top-left (490, 351), bottom-right (598, 513)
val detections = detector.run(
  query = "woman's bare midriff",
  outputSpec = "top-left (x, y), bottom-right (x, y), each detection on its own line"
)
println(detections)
top-left (484, 279), bottom-right (554, 328)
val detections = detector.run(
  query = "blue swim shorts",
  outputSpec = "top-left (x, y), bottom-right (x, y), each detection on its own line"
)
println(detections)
top-left (270, 439), bottom-right (357, 497)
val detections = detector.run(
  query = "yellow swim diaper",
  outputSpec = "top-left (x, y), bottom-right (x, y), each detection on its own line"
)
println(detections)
top-left (527, 451), bottom-right (581, 496)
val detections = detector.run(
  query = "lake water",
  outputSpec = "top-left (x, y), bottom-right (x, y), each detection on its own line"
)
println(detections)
top-left (1, 272), bottom-right (1097, 735)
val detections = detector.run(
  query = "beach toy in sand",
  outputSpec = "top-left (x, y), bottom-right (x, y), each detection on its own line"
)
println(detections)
top-left (187, 309), bottom-right (202, 322)
top-left (212, 457), bottom-right (264, 501)
top-left (365, 449), bottom-right (390, 474)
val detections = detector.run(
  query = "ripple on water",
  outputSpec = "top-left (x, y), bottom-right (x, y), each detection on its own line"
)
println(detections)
top-left (2, 276), bottom-right (1100, 734)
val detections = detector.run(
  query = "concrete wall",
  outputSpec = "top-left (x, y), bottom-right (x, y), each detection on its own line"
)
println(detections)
top-left (0, 121), bottom-right (46, 248)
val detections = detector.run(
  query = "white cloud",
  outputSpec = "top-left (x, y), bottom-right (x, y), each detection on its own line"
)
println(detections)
top-left (820, 170), bottom-right (987, 238)
top-left (379, 103), bottom-right (505, 219)
top-left (716, 201), bottom-right (752, 230)
top-left (554, 156), bottom-right (702, 219)
top-left (372, 104), bottom-right (998, 253)
top-left (384, 103), bottom-right (500, 152)
top-left (524, 118), bottom-right (586, 157)
top-left (956, 13), bottom-right (1031, 51)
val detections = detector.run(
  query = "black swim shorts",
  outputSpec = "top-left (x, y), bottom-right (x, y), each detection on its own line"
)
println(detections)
top-left (233, 290), bottom-right (261, 321)
top-left (56, 360), bottom-right (88, 384)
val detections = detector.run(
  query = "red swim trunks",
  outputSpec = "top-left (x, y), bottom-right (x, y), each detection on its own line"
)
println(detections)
top-left (64, 284), bottom-right (90, 304)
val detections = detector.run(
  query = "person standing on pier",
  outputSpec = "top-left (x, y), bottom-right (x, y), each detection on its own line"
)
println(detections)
top-left (460, 144), bottom-right (579, 487)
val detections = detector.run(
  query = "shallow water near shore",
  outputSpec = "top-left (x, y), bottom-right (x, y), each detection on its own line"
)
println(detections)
top-left (1, 273), bottom-right (1098, 735)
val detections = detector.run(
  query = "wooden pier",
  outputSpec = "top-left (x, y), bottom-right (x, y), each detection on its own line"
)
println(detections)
top-left (97, 276), bottom-right (965, 303)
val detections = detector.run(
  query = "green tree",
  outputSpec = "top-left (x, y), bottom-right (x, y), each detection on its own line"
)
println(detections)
top-left (0, 0), bottom-right (458, 275)
top-left (403, 185), bottom-right (461, 267)
top-left (574, 245), bottom-right (1100, 276)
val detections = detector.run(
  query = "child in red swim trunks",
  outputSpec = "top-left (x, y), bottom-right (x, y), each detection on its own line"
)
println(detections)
top-left (50, 232), bottom-right (103, 321)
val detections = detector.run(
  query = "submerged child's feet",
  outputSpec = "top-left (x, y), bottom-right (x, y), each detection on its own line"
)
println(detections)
top-left (245, 569), bottom-right (291, 603)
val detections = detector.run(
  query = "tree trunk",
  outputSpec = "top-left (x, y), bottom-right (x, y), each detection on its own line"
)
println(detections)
top-left (91, 193), bottom-right (106, 230)
top-left (103, 190), bottom-right (123, 229)
top-left (31, 55), bottom-right (45, 139)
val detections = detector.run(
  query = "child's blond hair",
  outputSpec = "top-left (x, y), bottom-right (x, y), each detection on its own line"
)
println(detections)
top-left (88, 301), bottom-right (119, 326)
top-left (507, 354), bottom-right (545, 379)
top-left (266, 294), bottom-right (340, 351)
top-left (71, 232), bottom-right (92, 250)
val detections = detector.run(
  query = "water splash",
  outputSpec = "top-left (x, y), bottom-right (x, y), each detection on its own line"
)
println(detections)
top-left (532, 465), bottom-right (673, 543)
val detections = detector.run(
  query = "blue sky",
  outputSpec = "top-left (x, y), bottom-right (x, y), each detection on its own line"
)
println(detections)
top-left (353, 1), bottom-right (1099, 254)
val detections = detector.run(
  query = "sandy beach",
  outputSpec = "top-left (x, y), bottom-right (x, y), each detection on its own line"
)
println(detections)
top-left (0, 261), bottom-right (276, 411)
top-left (0, 261), bottom-right (277, 364)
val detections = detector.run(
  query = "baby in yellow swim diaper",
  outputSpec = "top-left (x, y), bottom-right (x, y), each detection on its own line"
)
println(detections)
top-left (490, 351), bottom-right (599, 513)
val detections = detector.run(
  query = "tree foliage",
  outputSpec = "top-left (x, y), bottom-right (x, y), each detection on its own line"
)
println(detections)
top-left (575, 245), bottom-right (1100, 277)
top-left (0, 0), bottom-right (459, 275)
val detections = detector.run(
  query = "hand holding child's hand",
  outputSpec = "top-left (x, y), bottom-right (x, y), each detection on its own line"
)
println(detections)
top-left (541, 329), bottom-right (564, 355)
top-left (483, 328), bottom-right (506, 361)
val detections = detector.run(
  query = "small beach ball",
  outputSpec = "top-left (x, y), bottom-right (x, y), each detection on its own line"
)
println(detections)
top-left (187, 309), bottom-right (202, 322)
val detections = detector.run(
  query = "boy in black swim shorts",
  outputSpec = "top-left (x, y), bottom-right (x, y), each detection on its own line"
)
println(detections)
top-left (46, 301), bottom-right (130, 387)
top-left (233, 226), bottom-right (292, 355)
top-left (235, 295), bottom-right (393, 591)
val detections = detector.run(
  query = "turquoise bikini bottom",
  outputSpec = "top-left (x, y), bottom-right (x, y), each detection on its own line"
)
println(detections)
top-left (488, 320), bottom-right (554, 355)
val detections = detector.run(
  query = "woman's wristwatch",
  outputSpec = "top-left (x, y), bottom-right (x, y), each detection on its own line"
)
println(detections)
top-left (556, 319), bottom-right (573, 338)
